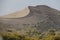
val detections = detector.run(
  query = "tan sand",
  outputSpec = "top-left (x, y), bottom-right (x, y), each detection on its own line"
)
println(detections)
top-left (0, 7), bottom-right (30, 18)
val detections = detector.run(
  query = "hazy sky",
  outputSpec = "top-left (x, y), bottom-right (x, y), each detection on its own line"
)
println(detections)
top-left (0, 0), bottom-right (60, 16)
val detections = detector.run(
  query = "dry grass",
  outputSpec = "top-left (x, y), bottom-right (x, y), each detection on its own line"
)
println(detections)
top-left (0, 29), bottom-right (60, 40)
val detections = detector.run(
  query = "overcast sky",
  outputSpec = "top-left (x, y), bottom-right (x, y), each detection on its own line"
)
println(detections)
top-left (0, 0), bottom-right (60, 16)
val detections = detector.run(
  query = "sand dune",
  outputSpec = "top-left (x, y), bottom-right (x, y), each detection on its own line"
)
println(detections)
top-left (0, 7), bottom-right (30, 18)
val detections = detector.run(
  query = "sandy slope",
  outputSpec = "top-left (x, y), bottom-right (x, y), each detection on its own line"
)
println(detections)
top-left (0, 7), bottom-right (30, 18)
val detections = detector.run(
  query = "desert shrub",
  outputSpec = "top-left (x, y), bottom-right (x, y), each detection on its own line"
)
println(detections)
top-left (0, 28), bottom-right (60, 40)
top-left (48, 29), bottom-right (56, 36)
top-left (1, 32), bottom-right (23, 40)
top-left (54, 36), bottom-right (60, 40)
top-left (54, 32), bottom-right (60, 40)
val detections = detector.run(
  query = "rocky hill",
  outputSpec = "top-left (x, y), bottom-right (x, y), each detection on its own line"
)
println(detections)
top-left (0, 5), bottom-right (60, 32)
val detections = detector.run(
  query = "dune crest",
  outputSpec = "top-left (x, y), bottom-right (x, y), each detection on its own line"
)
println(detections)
top-left (1, 7), bottom-right (30, 18)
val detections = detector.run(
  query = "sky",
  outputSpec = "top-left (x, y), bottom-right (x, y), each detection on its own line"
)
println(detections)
top-left (0, 0), bottom-right (60, 16)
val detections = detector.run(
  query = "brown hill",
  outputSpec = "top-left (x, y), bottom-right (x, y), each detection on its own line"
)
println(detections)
top-left (0, 5), bottom-right (60, 32)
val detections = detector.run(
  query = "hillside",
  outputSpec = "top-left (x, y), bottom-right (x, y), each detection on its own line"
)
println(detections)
top-left (0, 5), bottom-right (60, 32)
